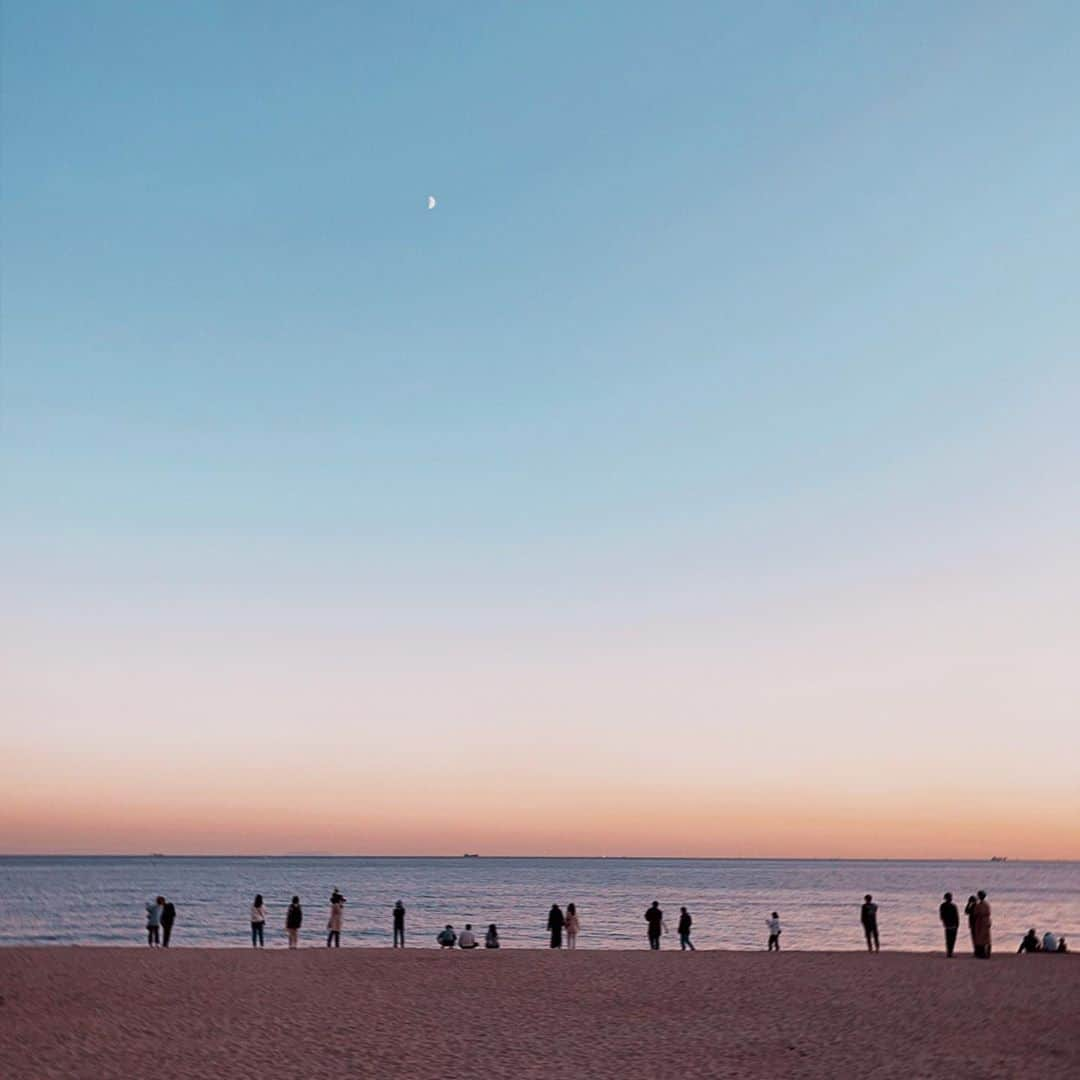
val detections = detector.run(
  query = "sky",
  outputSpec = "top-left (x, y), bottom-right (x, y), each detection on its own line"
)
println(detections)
top-left (2, 2), bottom-right (1078, 857)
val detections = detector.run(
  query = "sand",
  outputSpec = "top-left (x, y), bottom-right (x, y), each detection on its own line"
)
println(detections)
top-left (1, 948), bottom-right (1077, 1079)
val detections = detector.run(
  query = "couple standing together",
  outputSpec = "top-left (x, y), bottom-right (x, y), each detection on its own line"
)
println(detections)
top-left (546, 903), bottom-right (580, 947)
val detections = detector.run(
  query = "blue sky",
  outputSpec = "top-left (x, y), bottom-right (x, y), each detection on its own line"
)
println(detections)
top-left (2, 3), bottom-right (1079, 854)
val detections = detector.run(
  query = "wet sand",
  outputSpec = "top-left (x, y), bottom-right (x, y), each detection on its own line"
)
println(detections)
top-left (1, 948), bottom-right (1077, 1078)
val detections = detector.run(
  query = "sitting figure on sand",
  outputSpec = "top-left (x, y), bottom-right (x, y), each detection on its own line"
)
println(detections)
top-left (485, 924), bottom-right (500, 948)
top-left (437, 925), bottom-right (457, 948)
top-left (1018, 928), bottom-right (1041, 953)
top-left (458, 924), bottom-right (478, 949)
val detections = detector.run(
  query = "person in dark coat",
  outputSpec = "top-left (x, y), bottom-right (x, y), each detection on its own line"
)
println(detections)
top-left (547, 904), bottom-right (565, 948)
top-left (939, 892), bottom-right (959, 958)
top-left (393, 900), bottom-right (406, 948)
top-left (860, 895), bottom-right (879, 952)
top-left (286, 896), bottom-right (303, 948)
top-left (159, 896), bottom-right (176, 948)
top-left (964, 895), bottom-right (978, 954)
top-left (677, 906), bottom-right (695, 951)
top-left (645, 901), bottom-right (664, 949)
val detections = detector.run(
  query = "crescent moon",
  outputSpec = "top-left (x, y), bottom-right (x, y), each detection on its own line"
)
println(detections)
top-left (427, 196), bottom-right (437, 210)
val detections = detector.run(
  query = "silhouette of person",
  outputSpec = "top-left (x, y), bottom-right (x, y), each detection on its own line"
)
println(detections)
top-left (677, 906), bottom-right (694, 951)
top-left (1017, 928), bottom-right (1041, 953)
top-left (326, 889), bottom-right (345, 948)
top-left (939, 892), bottom-right (959, 958)
top-left (286, 896), bottom-right (303, 948)
top-left (565, 903), bottom-right (580, 949)
top-left (145, 898), bottom-right (161, 947)
top-left (964, 895), bottom-right (978, 955)
top-left (485, 924), bottom-right (500, 948)
top-left (971, 891), bottom-right (992, 959)
top-left (860, 895), bottom-right (879, 952)
top-left (251, 894), bottom-right (266, 948)
top-left (766, 911), bottom-right (781, 951)
top-left (393, 900), bottom-right (406, 948)
top-left (645, 901), bottom-right (664, 949)
top-left (159, 896), bottom-right (176, 948)
top-left (547, 904), bottom-right (565, 948)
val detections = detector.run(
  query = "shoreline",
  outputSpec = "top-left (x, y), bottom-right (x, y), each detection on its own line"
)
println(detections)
top-left (2, 948), bottom-right (1077, 1078)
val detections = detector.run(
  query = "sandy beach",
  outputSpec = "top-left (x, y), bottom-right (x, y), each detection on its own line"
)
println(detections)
top-left (1, 949), bottom-right (1076, 1079)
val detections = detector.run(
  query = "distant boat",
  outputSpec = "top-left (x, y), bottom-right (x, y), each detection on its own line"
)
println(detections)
top-left (150, 853), bottom-right (166, 858)
top-left (463, 853), bottom-right (479, 858)
top-left (990, 856), bottom-right (1008, 862)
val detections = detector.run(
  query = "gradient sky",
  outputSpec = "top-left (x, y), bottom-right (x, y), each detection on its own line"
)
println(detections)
top-left (2, 2), bottom-right (1078, 857)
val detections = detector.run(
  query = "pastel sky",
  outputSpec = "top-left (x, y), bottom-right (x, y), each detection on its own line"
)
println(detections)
top-left (2, 2), bottom-right (1078, 857)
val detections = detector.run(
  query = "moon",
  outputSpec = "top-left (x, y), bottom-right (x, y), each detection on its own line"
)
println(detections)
top-left (427, 195), bottom-right (437, 210)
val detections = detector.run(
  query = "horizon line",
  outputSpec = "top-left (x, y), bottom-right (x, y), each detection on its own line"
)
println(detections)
top-left (1, 853), bottom-right (1064, 863)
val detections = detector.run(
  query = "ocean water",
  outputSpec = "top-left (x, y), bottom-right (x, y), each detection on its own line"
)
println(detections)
top-left (1, 857), bottom-right (1076, 951)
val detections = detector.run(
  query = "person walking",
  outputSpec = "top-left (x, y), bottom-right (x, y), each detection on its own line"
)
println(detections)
top-left (392, 900), bottom-right (406, 948)
top-left (964, 895), bottom-right (978, 955)
top-left (159, 896), bottom-right (176, 947)
top-left (285, 895), bottom-right (303, 949)
top-left (972, 891), bottom-right (992, 958)
top-left (645, 901), bottom-right (664, 949)
top-left (767, 911), bottom-right (782, 951)
top-left (145, 898), bottom-right (161, 947)
top-left (860, 895), bottom-right (879, 952)
top-left (251, 894), bottom-right (266, 947)
top-left (547, 904), bottom-right (565, 948)
top-left (565, 903), bottom-right (580, 949)
top-left (677, 906), bottom-right (695, 951)
top-left (939, 892), bottom-right (959, 958)
top-left (326, 889), bottom-right (345, 948)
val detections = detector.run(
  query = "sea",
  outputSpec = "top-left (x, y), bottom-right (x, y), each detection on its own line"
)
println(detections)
top-left (1, 856), bottom-right (1076, 951)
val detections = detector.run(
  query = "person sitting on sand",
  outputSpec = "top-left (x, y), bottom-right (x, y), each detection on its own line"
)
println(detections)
top-left (286, 896), bottom-right (303, 949)
top-left (393, 900), bottom-right (406, 948)
top-left (459, 924), bottom-right (478, 949)
top-left (1041, 931), bottom-right (1058, 954)
top-left (548, 904), bottom-right (565, 949)
top-left (860, 895), bottom-right (879, 953)
top-left (251, 894), bottom-right (266, 948)
top-left (485, 924), bottom-right (500, 948)
top-left (145, 898), bottom-right (162, 947)
top-left (159, 896), bottom-right (176, 948)
top-left (326, 891), bottom-right (345, 948)
top-left (437, 925), bottom-right (457, 948)
top-left (1018, 928), bottom-right (1041, 953)
top-left (1058, 936), bottom-right (1069, 953)
top-left (971, 891), bottom-right (992, 959)
top-left (645, 901), bottom-right (665, 950)
top-left (767, 912), bottom-right (781, 951)
top-left (677, 907), bottom-right (695, 951)
top-left (939, 893), bottom-right (959, 958)
top-left (565, 903), bottom-right (580, 949)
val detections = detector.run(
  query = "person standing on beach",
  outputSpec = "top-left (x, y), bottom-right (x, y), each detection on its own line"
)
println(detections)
top-left (971, 891), bottom-right (992, 958)
top-left (326, 889), bottom-right (345, 948)
top-left (286, 896), bottom-right (303, 948)
top-left (145, 898), bottom-right (161, 946)
top-left (677, 906), bottom-right (695, 950)
top-left (565, 903), bottom-right (580, 949)
top-left (645, 901), bottom-right (665, 949)
top-left (393, 900), bottom-right (406, 948)
top-left (251, 894), bottom-right (266, 948)
top-left (767, 912), bottom-right (781, 951)
top-left (964, 895), bottom-right (978, 954)
top-left (159, 896), bottom-right (176, 948)
top-left (548, 904), bottom-right (565, 948)
top-left (860, 895), bottom-right (879, 952)
top-left (939, 893), bottom-right (959, 958)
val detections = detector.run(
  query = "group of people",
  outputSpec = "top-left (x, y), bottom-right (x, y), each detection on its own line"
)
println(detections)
top-left (437, 923), bottom-right (501, 949)
top-left (1017, 928), bottom-right (1069, 954)
top-left (143, 889), bottom-right (1067, 954)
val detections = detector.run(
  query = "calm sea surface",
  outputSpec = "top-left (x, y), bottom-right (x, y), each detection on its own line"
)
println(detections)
top-left (1, 857), bottom-right (1076, 951)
